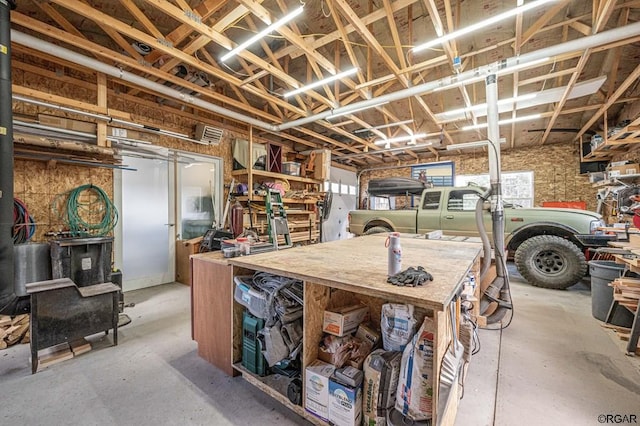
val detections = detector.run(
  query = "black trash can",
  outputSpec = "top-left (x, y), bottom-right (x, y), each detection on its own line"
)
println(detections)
top-left (588, 260), bottom-right (635, 327)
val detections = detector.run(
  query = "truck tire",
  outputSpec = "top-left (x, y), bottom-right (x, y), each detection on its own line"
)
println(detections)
top-left (364, 226), bottom-right (391, 235)
top-left (514, 235), bottom-right (587, 290)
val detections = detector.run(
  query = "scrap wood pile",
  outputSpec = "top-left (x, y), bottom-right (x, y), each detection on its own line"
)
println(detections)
top-left (607, 277), bottom-right (640, 354)
top-left (0, 314), bottom-right (30, 349)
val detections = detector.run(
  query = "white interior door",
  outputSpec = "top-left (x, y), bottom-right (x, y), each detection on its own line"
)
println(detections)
top-left (114, 152), bottom-right (175, 291)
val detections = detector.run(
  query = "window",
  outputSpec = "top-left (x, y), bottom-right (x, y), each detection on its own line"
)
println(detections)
top-left (448, 190), bottom-right (481, 211)
top-left (422, 191), bottom-right (441, 210)
top-left (370, 197), bottom-right (390, 210)
top-left (455, 171), bottom-right (534, 207)
top-left (411, 161), bottom-right (454, 187)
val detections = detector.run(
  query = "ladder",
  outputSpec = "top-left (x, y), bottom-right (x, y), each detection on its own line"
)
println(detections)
top-left (265, 189), bottom-right (292, 249)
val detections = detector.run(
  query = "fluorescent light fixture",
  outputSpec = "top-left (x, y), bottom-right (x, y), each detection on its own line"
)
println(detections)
top-left (412, 0), bottom-right (555, 53)
top-left (326, 101), bottom-right (389, 120)
top-left (221, 6), bottom-right (304, 62)
top-left (374, 133), bottom-right (428, 145)
top-left (284, 67), bottom-right (358, 98)
top-left (461, 113), bottom-right (542, 131)
top-left (443, 93), bottom-right (538, 117)
top-left (354, 119), bottom-right (414, 133)
top-left (339, 142), bottom-right (434, 158)
top-left (446, 138), bottom-right (507, 150)
top-left (433, 57), bottom-right (550, 93)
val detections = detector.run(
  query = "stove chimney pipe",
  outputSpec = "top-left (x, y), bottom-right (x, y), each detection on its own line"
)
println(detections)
top-left (0, 0), bottom-right (19, 315)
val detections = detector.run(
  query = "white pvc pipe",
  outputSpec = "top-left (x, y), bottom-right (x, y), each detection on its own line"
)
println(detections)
top-left (278, 21), bottom-right (640, 130)
top-left (12, 20), bottom-right (640, 134)
top-left (11, 30), bottom-right (278, 132)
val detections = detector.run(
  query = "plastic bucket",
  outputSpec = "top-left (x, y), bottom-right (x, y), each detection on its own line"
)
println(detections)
top-left (588, 261), bottom-right (635, 327)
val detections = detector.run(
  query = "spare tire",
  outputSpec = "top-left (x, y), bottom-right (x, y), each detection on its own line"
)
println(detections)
top-left (514, 235), bottom-right (587, 290)
top-left (364, 226), bottom-right (391, 235)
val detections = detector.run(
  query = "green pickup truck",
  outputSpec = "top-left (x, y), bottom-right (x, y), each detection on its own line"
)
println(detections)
top-left (348, 185), bottom-right (605, 289)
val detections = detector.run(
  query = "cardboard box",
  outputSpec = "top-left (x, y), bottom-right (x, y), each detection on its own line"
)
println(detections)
top-left (175, 237), bottom-right (202, 286)
top-left (608, 163), bottom-right (640, 177)
top-left (328, 376), bottom-right (362, 426)
top-left (305, 360), bottom-right (336, 421)
top-left (323, 304), bottom-right (369, 337)
top-left (38, 114), bottom-right (97, 134)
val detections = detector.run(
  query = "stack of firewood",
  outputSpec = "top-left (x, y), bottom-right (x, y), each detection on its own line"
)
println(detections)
top-left (0, 314), bottom-right (30, 349)
top-left (606, 277), bottom-right (640, 354)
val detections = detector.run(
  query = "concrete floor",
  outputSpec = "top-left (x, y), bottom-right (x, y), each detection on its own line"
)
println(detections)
top-left (1, 264), bottom-right (639, 426)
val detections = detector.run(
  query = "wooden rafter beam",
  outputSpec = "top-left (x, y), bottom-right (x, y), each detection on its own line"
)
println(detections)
top-left (575, 62), bottom-right (640, 140)
top-left (142, 0), bottom-right (238, 65)
top-left (134, 0), bottom-right (333, 109)
top-left (332, 0), bottom-right (406, 84)
top-left (327, 0), bottom-right (366, 86)
top-left (517, 0), bottom-right (571, 48)
top-left (119, 0), bottom-right (164, 39)
top-left (129, 1), bottom-right (262, 96)
top-left (11, 12), bottom-right (285, 124)
top-left (236, 0), bottom-right (357, 94)
top-left (42, 0), bottom-right (309, 117)
top-left (382, 0), bottom-right (407, 69)
top-left (76, 0), bottom-right (145, 62)
top-left (271, 0), bottom-right (337, 104)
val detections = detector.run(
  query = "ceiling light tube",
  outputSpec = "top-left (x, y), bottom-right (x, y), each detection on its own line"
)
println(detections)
top-left (461, 113), bottom-right (542, 131)
top-left (412, 0), bottom-right (556, 53)
top-left (339, 142), bottom-right (434, 158)
top-left (353, 119), bottom-right (414, 133)
top-left (374, 133), bottom-right (428, 145)
top-left (446, 138), bottom-right (507, 150)
top-left (220, 6), bottom-right (304, 62)
top-left (443, 93), bottom-right (538, 117)
top-left (284, 67), bottom-right (358, 98)
top-left (326, 101), bottom-right (389, 120)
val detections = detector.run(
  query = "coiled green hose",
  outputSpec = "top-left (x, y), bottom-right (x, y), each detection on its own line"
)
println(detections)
top-left (58, 184), bottom-right (118, 237)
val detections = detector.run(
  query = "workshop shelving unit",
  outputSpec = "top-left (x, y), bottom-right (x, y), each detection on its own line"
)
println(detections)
top-left (581, 115), bottom-right (640, 162)
top-left (231, 168), bottom-right (323, 244)
top-left (224, 236), bottom-right (481, 426)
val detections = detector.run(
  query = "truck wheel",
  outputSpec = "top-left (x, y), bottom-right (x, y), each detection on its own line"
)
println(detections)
top-left (514, 235), bottom-right (587, 290)
top-left (364, 226), bottom-right (391, 235)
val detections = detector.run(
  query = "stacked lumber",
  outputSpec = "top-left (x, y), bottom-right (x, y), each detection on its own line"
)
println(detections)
top-left (608, 277), bottom-right (640, 354)
top-left (36, 338), bottom-right (92, 371)
top-left (0, 314), bottom-right (30, 349)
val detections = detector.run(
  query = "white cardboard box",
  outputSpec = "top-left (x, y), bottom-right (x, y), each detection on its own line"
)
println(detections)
top-left (329, 377), bottom-right (362, 426)
top-left (323, 304), bottom-right (369, 337)
top-left (305, 360), bottom-right (336, 421)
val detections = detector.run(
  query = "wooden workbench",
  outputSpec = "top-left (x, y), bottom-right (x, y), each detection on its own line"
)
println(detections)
top-left (225, 235), bottom-right (481, 425)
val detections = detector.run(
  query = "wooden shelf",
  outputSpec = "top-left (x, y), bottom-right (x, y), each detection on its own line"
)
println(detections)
top-left (236, 195), bottom-right (318, 204)
top-left (582, 117), bottom-right (640, 162)
top-left (232, 363), bottom-right (316, 422)
top-left (232, 169), bottom-right (321, 185)
top-left (592, 173), bottom-right (640, 187)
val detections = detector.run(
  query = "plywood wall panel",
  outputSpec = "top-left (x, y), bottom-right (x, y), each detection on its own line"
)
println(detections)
top-left (360, 143), bottom-right (598, 212)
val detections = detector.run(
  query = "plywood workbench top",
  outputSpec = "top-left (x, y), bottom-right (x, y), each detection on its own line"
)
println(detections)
top-left (229, 235), bottom-right (481, 310)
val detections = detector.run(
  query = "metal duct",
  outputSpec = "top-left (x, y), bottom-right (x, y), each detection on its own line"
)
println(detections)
top-left (0, 0), bottom-right (19, 315)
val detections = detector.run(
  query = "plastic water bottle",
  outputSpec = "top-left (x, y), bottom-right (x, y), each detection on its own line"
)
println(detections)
top-left (385, 232), bottom-right (402, 276)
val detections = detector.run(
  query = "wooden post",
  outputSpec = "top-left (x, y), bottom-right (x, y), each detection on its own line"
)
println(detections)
top-left (97, 72), bottom-right (109, 147)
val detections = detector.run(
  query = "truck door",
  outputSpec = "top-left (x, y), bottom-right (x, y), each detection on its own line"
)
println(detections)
top-left (441, 189), bottom-right (493, 237)
top-left (416, 190), bottom-right (442, 233)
